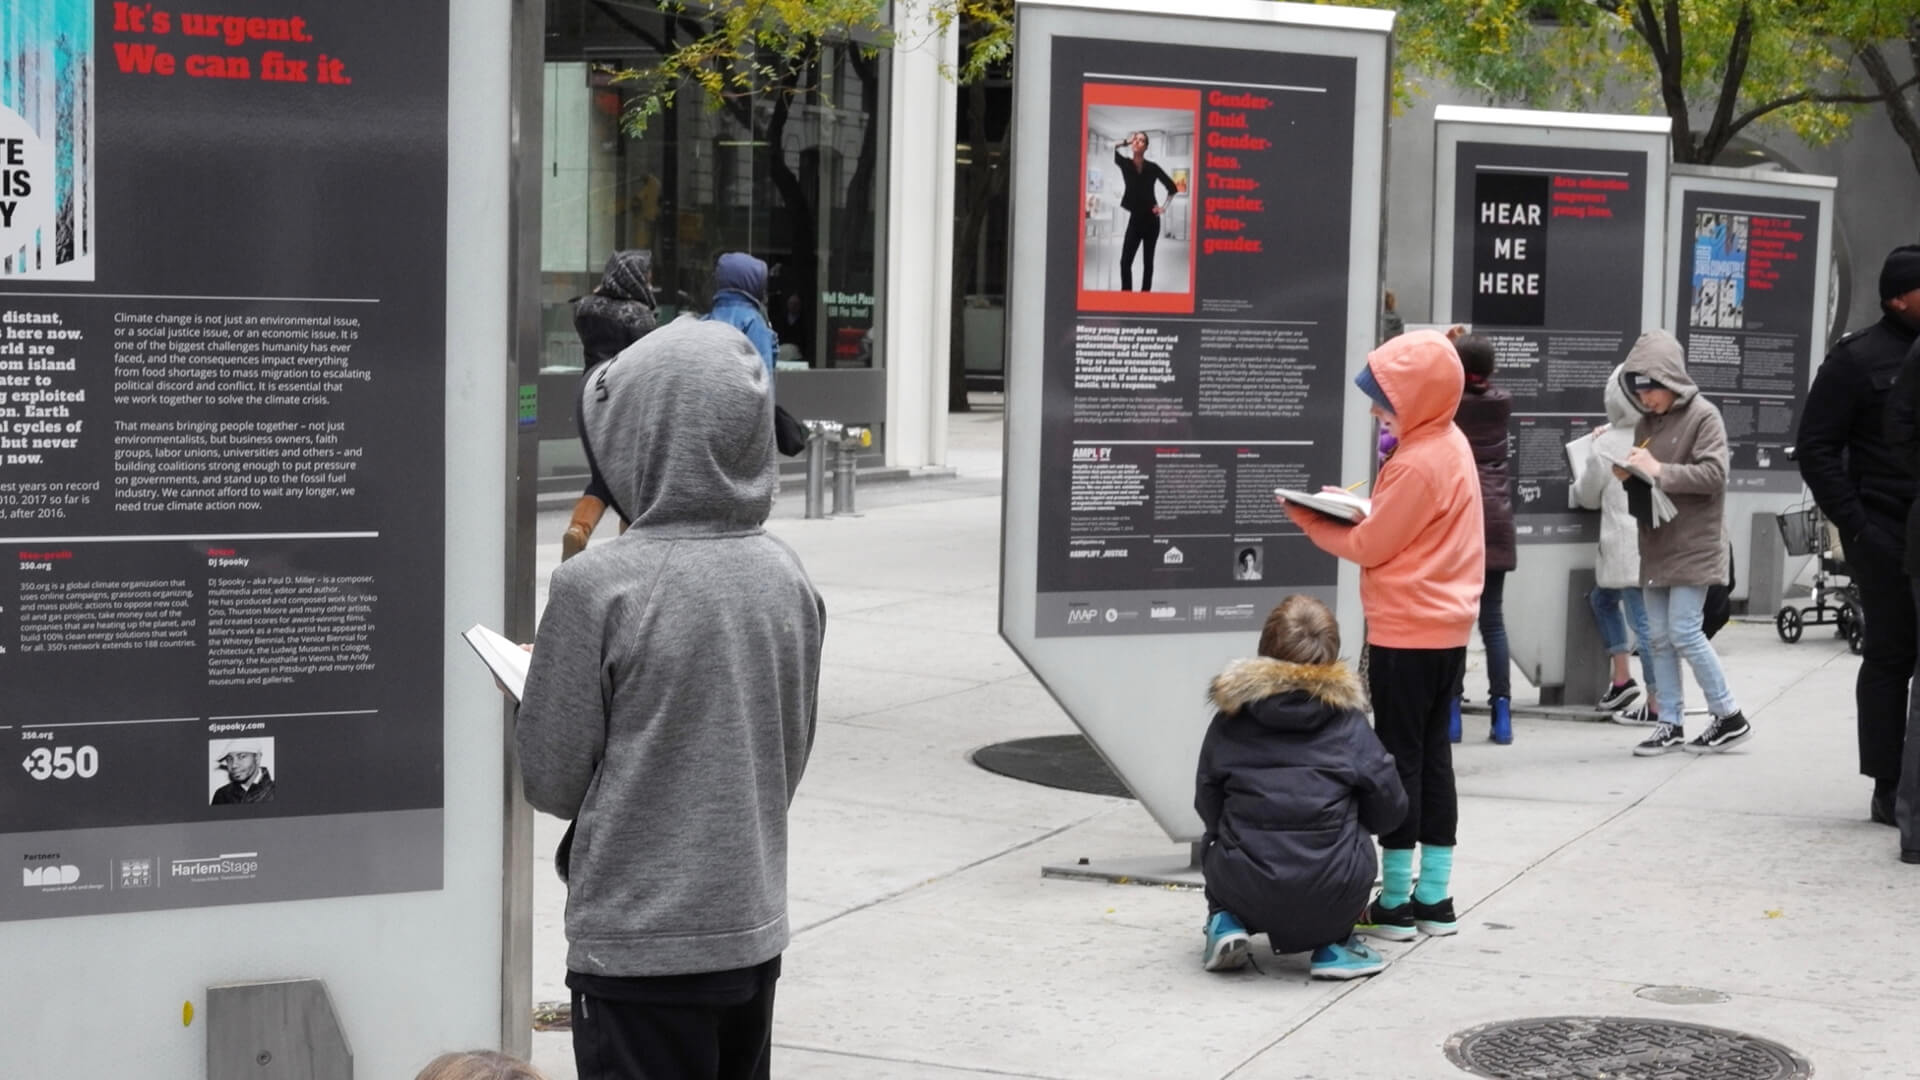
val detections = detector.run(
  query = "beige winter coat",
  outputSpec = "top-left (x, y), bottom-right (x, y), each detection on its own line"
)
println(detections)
top-left (1623, 331), bottom-right (1729, 587)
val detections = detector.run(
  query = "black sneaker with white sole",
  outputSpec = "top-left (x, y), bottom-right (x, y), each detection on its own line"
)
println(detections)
top-left (1355, 896), bottom-right (1417, 942)
top-left (1596, 679), bottom-right (1641, 712)
top-left (1410, 897), bottom-right (1458, 937)
top-left (1633, 721), bottom-right (1685, 756)
top-left (1685, 711), bottom-right (1751, 753)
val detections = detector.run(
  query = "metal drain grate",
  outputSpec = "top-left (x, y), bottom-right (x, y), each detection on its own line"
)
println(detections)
top-left (1446, 1016), bottom-right (1810, 1079)
top-left (970, 735), bottom-right (1134, 799)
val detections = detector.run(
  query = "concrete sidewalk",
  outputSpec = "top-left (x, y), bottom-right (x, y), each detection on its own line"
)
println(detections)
top-left (527, 407), bottom-right (1912, 1079)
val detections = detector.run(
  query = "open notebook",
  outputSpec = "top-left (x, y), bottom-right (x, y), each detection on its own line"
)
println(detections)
top-left (1275, 487), bottom-right (1371, 523)
top-left (463, 624), bottom-right (530, 701)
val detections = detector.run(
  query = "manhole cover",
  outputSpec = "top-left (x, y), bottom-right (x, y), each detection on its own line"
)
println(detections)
top-left (1446, 1016), bottom-right (1810, 1079)
top-left (970, 735), bottom-right (1133, 799)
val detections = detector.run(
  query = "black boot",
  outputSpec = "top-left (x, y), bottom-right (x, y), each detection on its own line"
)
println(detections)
top-left (1872, 778), bottom-right (1897, 827)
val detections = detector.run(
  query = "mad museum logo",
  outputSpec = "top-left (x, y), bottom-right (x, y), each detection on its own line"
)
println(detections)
top-left (2, 0), bottom-right (96, 281)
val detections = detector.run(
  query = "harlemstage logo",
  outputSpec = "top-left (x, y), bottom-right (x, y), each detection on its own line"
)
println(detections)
top-left (170, 852), bottom-right (262, 883)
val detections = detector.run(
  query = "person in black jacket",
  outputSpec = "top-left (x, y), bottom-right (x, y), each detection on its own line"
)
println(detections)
top-left (1799, 244), bottom-right (1920, 827)
top-left (1113, 132), bottom-right (1177, 291)
top-left (1875, 258), bottom-right (1920, 864)
top-left (1450, 333), bottom-right (1517, 744)
top-left (562, 250), bottom-right (660, 560)
top-left (1195, 595), bottom-right (1407, 979)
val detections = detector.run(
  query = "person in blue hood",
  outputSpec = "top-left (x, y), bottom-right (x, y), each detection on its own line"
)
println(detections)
top-left (709, 252), bottom-right (779, 387)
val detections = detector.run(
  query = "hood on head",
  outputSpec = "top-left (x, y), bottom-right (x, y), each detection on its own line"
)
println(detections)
top-left (1361, 329), bottom-right (1463, 437)
top-left (714, 252), bottom-right (769, 304)
top-left (1621, 329), bottom-right (1699, 406)
top-left (599, 249), bottom-right (656, 306)
top-left (577, 316), bottom-right (775, 532)
top-left (1602, 362), bottom-right (1643, 424)
top-left (1208, 657), bottom-right (1367, 725)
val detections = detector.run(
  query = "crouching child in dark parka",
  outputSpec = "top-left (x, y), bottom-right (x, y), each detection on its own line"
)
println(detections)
top-left (1195, 595), bottom-right (1408, 979)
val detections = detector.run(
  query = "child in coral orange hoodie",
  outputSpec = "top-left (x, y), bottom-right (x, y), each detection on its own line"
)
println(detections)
top-left (1282, 329), bottom-right (1485, 941)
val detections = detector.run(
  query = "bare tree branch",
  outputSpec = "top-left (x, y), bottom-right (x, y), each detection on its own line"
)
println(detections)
top-left (1720, 72), bottom-right (1920, 148)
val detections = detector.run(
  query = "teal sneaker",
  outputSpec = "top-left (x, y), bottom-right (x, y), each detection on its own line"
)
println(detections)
top-left (1310, 936), bottom-right (1386, 980)
top-left (1202, 911), bottom-right (1251, 972)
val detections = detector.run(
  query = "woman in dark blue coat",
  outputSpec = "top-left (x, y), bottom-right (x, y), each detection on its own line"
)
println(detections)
top-left (1197, 595), bottom-right (1407, 979)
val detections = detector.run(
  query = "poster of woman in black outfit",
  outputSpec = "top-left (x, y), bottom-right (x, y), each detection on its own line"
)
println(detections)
top-left (1114, 132), bottom-right (1178, 291)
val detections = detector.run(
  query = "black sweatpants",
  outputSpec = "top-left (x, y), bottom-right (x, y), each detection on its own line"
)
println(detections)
top-left (1119, 210), bottom-right (1160, 291)
top-left (1851, 539), bottom-right (1914, 781)
top-left (570, 959), bottom-right (779, 1080)
top-left (1368, 645), bottom-right (1465, 850)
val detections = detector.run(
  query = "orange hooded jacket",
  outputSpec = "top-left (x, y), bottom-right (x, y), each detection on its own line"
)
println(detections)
top-left (1289, 330), bottom-right (1486, 649)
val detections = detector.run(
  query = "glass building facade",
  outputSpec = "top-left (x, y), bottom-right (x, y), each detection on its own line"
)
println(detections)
top-left (538, 0), bottom-right (892, 487)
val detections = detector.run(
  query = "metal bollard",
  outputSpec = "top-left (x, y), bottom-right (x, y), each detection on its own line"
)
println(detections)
top-left (832, 437), bottom-right (857, 516)
top-left (803, 425), bottom-right (829, 520)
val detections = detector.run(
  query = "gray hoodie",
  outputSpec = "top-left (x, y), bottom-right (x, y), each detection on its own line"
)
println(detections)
top-left (1621, 330), bottom-right (1730, 587)
top-left (1573, 363), bottom-right (1645, 589)
top-left (516, 316), bottom-right (825, 977)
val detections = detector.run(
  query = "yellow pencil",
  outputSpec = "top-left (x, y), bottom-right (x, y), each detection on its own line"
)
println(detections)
top-left (1346, 478), bottom-right (1371, 492)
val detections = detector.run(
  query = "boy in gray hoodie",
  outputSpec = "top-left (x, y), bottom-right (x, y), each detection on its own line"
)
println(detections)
top-left (515, 316), bottom-right (825, 1080)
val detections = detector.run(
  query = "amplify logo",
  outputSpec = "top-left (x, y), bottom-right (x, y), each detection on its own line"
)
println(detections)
top-left (170, 852), bottom-right (261, 883)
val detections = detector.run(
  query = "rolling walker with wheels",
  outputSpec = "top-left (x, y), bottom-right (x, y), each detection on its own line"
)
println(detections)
top-left (1774, 502), bottom-right (1864, 654)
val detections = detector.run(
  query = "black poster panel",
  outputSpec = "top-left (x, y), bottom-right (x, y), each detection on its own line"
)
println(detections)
top-left (1451, 142), bottom-right (1650, 544)
top-left (1470, 172), bottom-right (1550, 327)
top-left (0, 1), bottom-right (449, 920)
top-left (1675, 189), bottom-right (1820, 492)
top-left (1033, 35), bottom-right (1357, 638)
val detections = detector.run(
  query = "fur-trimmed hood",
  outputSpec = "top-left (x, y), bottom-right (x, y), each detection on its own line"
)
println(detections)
top-left (1208, 657), bottom-right (1367, 720)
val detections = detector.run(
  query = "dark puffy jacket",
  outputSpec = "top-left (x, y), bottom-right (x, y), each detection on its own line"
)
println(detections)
top-left (1454, 384), bottom-right (1516, 572)
top-left (1799, 314), bottom-right (1919, 567)
top-left (1195, 658), bottom-right (1406, 952)
top-left (574, 250), bottom-right (659, 368)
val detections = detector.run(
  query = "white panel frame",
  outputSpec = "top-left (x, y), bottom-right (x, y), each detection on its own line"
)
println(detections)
top-left (1664, 165), bottom-right (1837, 601)
top-left (1000, 0), bottom-right (1393, 840)
top-left (1429, 106), bottom-right (1672, 694)
top-left (0, 2), bottom-right (515, 1074)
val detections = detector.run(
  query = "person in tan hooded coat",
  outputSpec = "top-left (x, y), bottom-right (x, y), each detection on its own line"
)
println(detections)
top-left (1614, 329), bottom-right (1750, 756)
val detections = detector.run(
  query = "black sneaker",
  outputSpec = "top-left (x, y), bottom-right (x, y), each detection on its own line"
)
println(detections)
top-left (1354, 896), bottom-right (1417, 942)
top-left (1633, 721), bottom-right (1685, 756)
top-left (1410, 897), bottom-right (1458, 937)
top-left (1612, 699), bottom-right (1660, 726)
top-left (1685, 711), bottom-right (1751, 753)
top-left (1596, 679), bottom-right (1640, 712)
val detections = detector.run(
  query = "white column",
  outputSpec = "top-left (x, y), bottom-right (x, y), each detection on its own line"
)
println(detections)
top-left (883, 10), bottom-right (959, 468)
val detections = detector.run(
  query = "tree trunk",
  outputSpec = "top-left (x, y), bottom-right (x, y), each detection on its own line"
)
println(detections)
top-left (1862, 40), bottom-right (1920, 178)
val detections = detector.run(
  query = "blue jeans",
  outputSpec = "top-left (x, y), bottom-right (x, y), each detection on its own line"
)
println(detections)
top-left (1460, 571), bottom-right (1510, 700)
top-left (1644, 585), bottom-right (1737, 723)
top-left (1589, 586), bottom-right (1656, 692)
